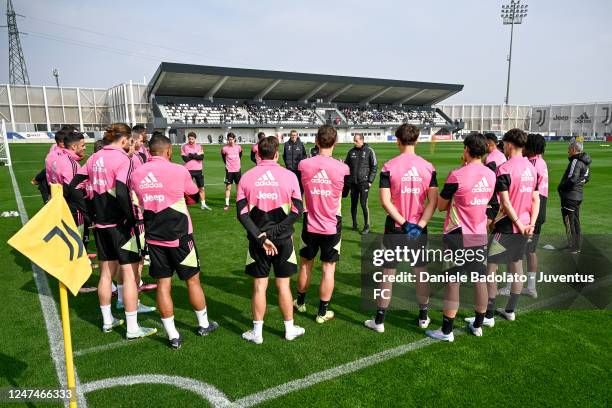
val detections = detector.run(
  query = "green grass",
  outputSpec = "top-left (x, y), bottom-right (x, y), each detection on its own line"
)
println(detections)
top-left (1, 141), bottom-right (610, 407)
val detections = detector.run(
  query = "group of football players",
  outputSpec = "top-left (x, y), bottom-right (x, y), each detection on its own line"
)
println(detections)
top-left (38, 121), bottom-right (583, 348)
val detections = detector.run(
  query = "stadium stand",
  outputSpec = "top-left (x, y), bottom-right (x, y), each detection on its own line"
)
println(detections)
top-left (162, 102), bottom-right (248, 125)
top-left (147, 63), bottom-right (462, 142)
top-left (340, 106), bottom-right (447, 126)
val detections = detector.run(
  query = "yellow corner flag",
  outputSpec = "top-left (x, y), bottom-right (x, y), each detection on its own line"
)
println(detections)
top-left (8, 184), bottom-right (92, 295)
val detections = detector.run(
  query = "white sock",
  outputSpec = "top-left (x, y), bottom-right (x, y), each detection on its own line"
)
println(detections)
top-left (100, 304), bottom-right (113, 325)
top-left (139, 279), bottom-right (144, 288)
top-left (111, 282), bottom-right (117, 292)
top-left (195, 308), bottom-right (209, 328)
top-left (527, 272), bottom-right (537, 290)
top-left (225, 197), bottom-right (229, 206)
top-left (201, 200), bottom-right (206, 207)
top-left (253, 320), bottom-right (263, 337)
top-left (161, 316), bottom-right (180, 340)
top-left (125, 311), bottom-right (138, 333)
top-left (284, 319), bottom-right (295, 332)
top-left (117, 285), bottom-right (124, 303)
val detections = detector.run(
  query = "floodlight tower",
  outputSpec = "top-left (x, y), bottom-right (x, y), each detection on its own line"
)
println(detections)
top-left (501, 0), bottom-right (528, 105)
top-left (4, 0), bottom-right (30, 85)
top-left (53, 68), bottom-right (60, 87)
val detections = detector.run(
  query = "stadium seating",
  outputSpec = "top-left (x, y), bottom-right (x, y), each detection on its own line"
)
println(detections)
top-left (161, 101), bottom-right (448, 127)
top-left (245, 104), bottom-right (321, 126)
top-left (341, 106), bottom-right (447, 126)
top-left (163, 103), bottom-right (249, 125)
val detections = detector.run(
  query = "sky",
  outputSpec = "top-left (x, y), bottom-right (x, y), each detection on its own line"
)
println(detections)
top-left (1, 0), bottom-right (611, 105)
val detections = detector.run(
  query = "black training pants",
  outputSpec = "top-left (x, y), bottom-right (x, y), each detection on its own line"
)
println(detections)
top-left (350, 182), bottom-right (370, 227)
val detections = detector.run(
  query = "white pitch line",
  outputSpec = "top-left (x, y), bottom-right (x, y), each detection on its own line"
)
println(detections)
top-left (233, 336), bottom-right (438, 407)
top-left (74, 339), bottom-right (134, 357)
top-left (80, 375), bottom-right (233, 407)
top-left (8, 165), bottom-right (88, 408)
top-left (78, 282), bottom-right (609, 407)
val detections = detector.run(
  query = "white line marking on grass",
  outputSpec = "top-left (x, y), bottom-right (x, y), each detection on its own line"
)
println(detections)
top-left (8, 165), bottom-right (88, 408)
top-left (74, 340), bottom-right (134, 357)
top-left (79, 284), bottom-right (605, 407)
top-left (80, 375), bottom-right (233, 407)
top-left (233, 337), bottom-right (436, 407)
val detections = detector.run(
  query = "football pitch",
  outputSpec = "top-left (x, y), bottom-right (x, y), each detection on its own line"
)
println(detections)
top-left (1, 141), bottom-right (610, 407)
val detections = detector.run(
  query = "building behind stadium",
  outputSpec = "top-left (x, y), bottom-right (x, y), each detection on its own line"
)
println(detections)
top-left (1, 63), bottom-right (610, 143)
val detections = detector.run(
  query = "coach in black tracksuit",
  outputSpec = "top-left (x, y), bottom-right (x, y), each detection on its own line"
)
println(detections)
top-left (283, 130), bottom-right (307, 193)
top-left (558, 141), bottom-right (591, 252)
top-left (345, 134), bottom-right (377, 234)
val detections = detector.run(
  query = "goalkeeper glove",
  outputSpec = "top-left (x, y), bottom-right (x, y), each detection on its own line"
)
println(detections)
top-left (402, 221), bottom-right (423, 240)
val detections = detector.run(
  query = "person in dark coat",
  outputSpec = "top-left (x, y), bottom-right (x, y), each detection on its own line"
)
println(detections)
top-left (558, 141), bottom-right (591, 252)
top-left (344, 133), bottom-right (378, 234)
top-left (282, 130), bottom-right (307, 193)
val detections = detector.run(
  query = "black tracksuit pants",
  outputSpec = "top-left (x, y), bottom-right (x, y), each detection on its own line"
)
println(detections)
top-left (350, 182), bottom-right (370, 227)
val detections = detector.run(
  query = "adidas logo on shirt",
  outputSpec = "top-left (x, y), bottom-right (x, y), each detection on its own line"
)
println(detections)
top-left (311, 169), bottom-right (332, 185)
top-left (255, 170), bottom-right (279, 186)
top-left (521, 168), bottom-right (534, 182)
top-left (472, 177), bottom-right (492, 193)
top-left (140, 172), bottom-right (163, 189)
top-left (401, 166), bottom-right (423, 182)
top-left (92, 157), bottom-right (105, 172)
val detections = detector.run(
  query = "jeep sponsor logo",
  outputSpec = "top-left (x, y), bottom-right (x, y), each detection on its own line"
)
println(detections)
top-left (552, 114), bottom-right (569, 121)
top-left (257, 191), bottom-right (278, 200)
top-left (143, 193), bottom-right (165, 203)
top-left (401, 186), bottom-right (421, 194)
top-left (310, 187), bottom-right (332, 197)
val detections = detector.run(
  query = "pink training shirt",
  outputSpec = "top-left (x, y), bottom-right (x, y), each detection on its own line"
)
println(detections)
top-left (494, 155), bottom-right (538, 233)
top-left (137, 145), bottom-right (151, 161)
top-left (131, 150), bottom-right (147, 170)
top-left (130, 156), bottom-right (199, 247)
top-left (79, 145), bottom-right (132, 228)
top-left (54, 149), bottom-right (81, 186)
top-left (55, 149), bottom-right (84, 226)
top-left (485, 148), bottom-right (507, 170)
top-left (45, 146), bottom-right (65, 184)
top-left (222, 144), bottom-right (242, 172)
top-left (441, 162), bottom-right (496, 246)
top-left (181, 142), bottom-right (203, 171)
top-left (529, 154), bottom-right (549, 198)
top-left (380, 152), bottom-right (438, 226)
top-left (299, 155), bottom-right (350, 235)
top-left (237, 160), bottom-right (301, 214)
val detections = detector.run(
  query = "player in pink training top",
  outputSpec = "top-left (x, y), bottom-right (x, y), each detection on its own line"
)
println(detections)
top-left (251, 131), bottom-right (265, 165)
top-left (53, 131), bottom-right (86, 231)
top-left (236, 136), bottom-right (305, 344)
top-left (364, 124), bottom-right (438, 333)
top-left (293, 125), bottom-right (350, 324)
top-left (426, 134), bottom-right (496, 342)
top-left (124, 130), bottom-right (159, 295)
top-left (466, 128), bottom-right (539, 326)
top-left (484, 133), bottom-right (507, 229)
top-left (221, 132), bottom-right (243, 211)
top-left (69, 123), bottom-right (156, 340)
top-left (499, 133), bottom-right (548, 299)
top-left (130, 135), bottom-right (219, 349)
top-left (45, 129), bottom-right (69, 185)
top-left (131, 125), bottom-right (150, 162)
top-left (181, 132), bottom-right (211, 210)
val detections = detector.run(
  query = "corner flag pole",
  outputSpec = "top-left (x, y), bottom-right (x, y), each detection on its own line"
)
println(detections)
top-left (51, 185), bottom-right (78, 408)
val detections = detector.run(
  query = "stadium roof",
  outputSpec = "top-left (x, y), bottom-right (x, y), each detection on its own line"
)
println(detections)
top-left (148, 62), bottom-right (463, 106)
